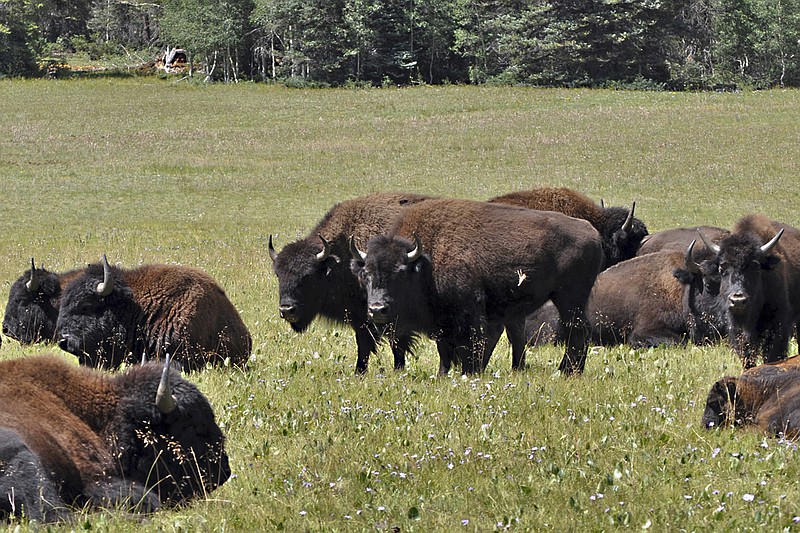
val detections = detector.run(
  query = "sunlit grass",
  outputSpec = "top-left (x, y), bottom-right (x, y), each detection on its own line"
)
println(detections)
top-left (2, 79), bottom-right (800, 530)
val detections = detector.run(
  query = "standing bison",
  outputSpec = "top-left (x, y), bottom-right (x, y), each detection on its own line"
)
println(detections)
top-left (702, 356), bottom-right (800, 436)
top-left (3, 259), bottom-right (83, 345)
top-left (269, 192), bottom-right (431, 374)
top-left (0, 354), bottom-right (230, 522)
top-left (489, 187), bottom-right (648, 268)
top-left (351, 198), bottom-right (603, 375)
top-left (697, 214), bottom-right (792, 368)
top-left (56, 256), bottom-right (252, 371)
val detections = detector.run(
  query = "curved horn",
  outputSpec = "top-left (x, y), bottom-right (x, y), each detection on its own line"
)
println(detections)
top-left (26, 258), bottom-right (40, 293)
top-left (155, 354), bottom-right (178, 414)
top-left (620, 201), bottom-right (636, 232)
top-left (697, 230), bottom-right (721, 255)
top-left (407, 233), bottom-right (423, 262)
top-left (760, 228), bottom-right (784, 254)
top-left (316, 234), bottom-right (331, 262)
top-left (96, 255), bottom-right (114, 297)
top-left (599, 199), bottom-right (605, 209)
top-left (684, 239), bottom-right (701, 274)
top-left (349, 235), bottom-right (367, 262)
top-left (268, 235), bottom-right (278, 262)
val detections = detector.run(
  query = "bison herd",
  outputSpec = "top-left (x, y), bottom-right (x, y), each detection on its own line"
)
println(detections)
top-left (2, 186), bottom-right (800, 522)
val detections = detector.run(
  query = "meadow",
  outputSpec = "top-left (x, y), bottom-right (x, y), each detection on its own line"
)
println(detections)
top-left (1, 78), bottom-right (800, 531)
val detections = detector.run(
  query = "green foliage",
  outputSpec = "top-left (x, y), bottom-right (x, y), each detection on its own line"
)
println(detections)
top-left (3, 80), bottom-right (800, 529)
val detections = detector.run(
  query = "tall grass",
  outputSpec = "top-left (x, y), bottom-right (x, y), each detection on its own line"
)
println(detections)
top-left (1, 78), bottom-right (800, 531)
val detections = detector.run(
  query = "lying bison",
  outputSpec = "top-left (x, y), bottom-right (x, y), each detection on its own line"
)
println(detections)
top-left (702, 356), bottom-right (800, 437)
top-left (56, 256), bottom-right (252, 371)
top-left (697, 214), bottom-right (793, 368)
top-left (3, 259), bottom-right (83, 345)
top-left (0, 354), bottom-right (230, 522)
top-left (588, 242), bottom-right (727, 347)
top-left (269, 192), bottom-right (432, 373)
top-left (489, 187), bottom-right (648, 268)
top-left (351, 198), bottom-right (603, 375)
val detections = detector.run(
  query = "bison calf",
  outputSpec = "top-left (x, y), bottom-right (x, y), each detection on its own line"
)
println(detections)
top-left (0, 354), bottom-right (230, 522)
top-left (56, 256), bottom-right (252, 371)
top-left (702, 356), bottom-right (800, 438)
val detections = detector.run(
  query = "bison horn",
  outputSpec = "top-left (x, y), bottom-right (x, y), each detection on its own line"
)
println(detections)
top-left (26, 258), bottom-right (40, 293)
top-left (407, 233), bottom-right (424, 262)
top-left (620, 201), bottom-right (636, 232)
top-left (316, 234), bottom-right (332, 262)
top-left (155, 354), bottom-right (178, 415)
top-left (349, 235), bottom-right (367, 262)
top-left (599, 198), bottom-right (605, 209)
top-left (268, 235), bottom-right (278, 262)
top-left (697, 230), bottom-right (721, 255)
top-left (96, 255), bottom-right (115, 297)
top-left (684, 239), bottom-right (701, 274)
top-left (760, 228), bottom-right (784, 254)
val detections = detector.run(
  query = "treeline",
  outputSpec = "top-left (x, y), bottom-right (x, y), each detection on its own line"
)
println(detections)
top-left (3, 0), bottom-right (800, 89)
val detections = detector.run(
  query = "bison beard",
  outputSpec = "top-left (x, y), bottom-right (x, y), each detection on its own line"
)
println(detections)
top-left (0, 355), bottom-right (230, 522)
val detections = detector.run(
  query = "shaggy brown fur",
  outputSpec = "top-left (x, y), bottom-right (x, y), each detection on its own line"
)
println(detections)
top-left (702, 356), bottom-right (800, 438)
top-left (0, 354), bottom-right (229, 522)
top-left (56, 262), bottom-right (252, 371)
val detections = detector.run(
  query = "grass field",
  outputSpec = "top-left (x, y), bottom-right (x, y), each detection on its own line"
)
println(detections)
top-left (2, 78), bottom-right (800, 531)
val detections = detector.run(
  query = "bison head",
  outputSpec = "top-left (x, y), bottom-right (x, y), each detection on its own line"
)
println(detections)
top-left (672, 240), bottom-right (727, 344)
top-left (698, 229), bottom-right (782, 319)
top-left (269, 234), bottom-right (342, 332)
top-left (600, 202), bottom-right (649, 267)
top-left (56, 256), bottom-right (136, 368)
top-left (350, 233), bottom-right (431, 333)
top-left (3, 260), bottom-right (63, 345)
top-left (701, 376), bottom-right (739, 429)
top-left (112, 356), bottom-right (231, 504)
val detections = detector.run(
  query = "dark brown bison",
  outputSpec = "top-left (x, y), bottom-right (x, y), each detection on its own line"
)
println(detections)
top-left (0, 354), bottom-right (230, 522)
top-left (269, 192), bottom-right (432, 374)
top-left (525, 242), bottom-right (727, 348)
top-left (3, 259), bottom-right (83, 345)
top-left (702, 356), bottom-right (800, 437)
top-left (587, 243), bottom-right (727, 347)
top-left (637, 226), bottom-right (729, 256)
top-left (56, 256), bottom-right (252, 371)
top-left (351, 198), bottom-right (603, 375)
top-left (696, 214), bottom-right (792, 368)
top-left (489, 187), bottom-right (648, 268)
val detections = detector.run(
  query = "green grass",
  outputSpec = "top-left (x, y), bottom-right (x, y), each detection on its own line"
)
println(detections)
top-left (2, 78), bottom-right (800, 531)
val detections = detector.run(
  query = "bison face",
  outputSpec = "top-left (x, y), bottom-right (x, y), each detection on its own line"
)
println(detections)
top-left (270, 237), bottom-right (342, 333)
top-left (2, 267), bottom-right (61, 344)
top-left (673, 242), bottom-right (727, 344)
top-left (702, 377), bottom-right (738, 428)
top-left (351, 235), bottom-right (430, 332)
top-left (602, 206), bottom-right (649, 267)
top-left (114, 364), bottom-right (231, 504)
top-left (56, 264), bottom-right (136, 368)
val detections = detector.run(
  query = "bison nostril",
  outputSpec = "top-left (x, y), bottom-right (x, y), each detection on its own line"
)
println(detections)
top-left (57, 337), bottom-right (70, 352)
top-left (279, 304), bottom-right (298, 320)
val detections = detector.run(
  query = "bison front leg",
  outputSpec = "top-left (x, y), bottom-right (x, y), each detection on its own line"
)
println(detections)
top-left (354, 325), bottom-right (381, 374)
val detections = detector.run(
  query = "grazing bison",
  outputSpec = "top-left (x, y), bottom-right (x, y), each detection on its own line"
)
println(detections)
top-left (489, 187), bottom-right (648, 268)
top-left (269, 192), bottom-right (431, 374)
top-left (0, 354), bottom-right (230, 522)
top-left (702, 356), bottom-right (800, 437)
top-left (3, 259), bottom-right (83, 345)
top-left (56, 256), bottom-right (251, 371)
top-left (351, 198), bottom-right (603, 375)
top-left (697, 214), bottom-right (792, 368)
top-left (637, 226), bottom-right (729, 256)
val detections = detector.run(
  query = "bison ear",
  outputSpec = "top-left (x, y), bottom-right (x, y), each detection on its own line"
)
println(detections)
top-left (672, 267), bottom-right (693, 285)
top-left (155, 354), bottom-right (178, 415)
top-left (761, 255), bottom-right (781, 270)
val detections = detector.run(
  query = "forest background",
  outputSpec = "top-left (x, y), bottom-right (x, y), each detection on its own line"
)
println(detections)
top-left (3, 0), bottom-right (800, 89)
